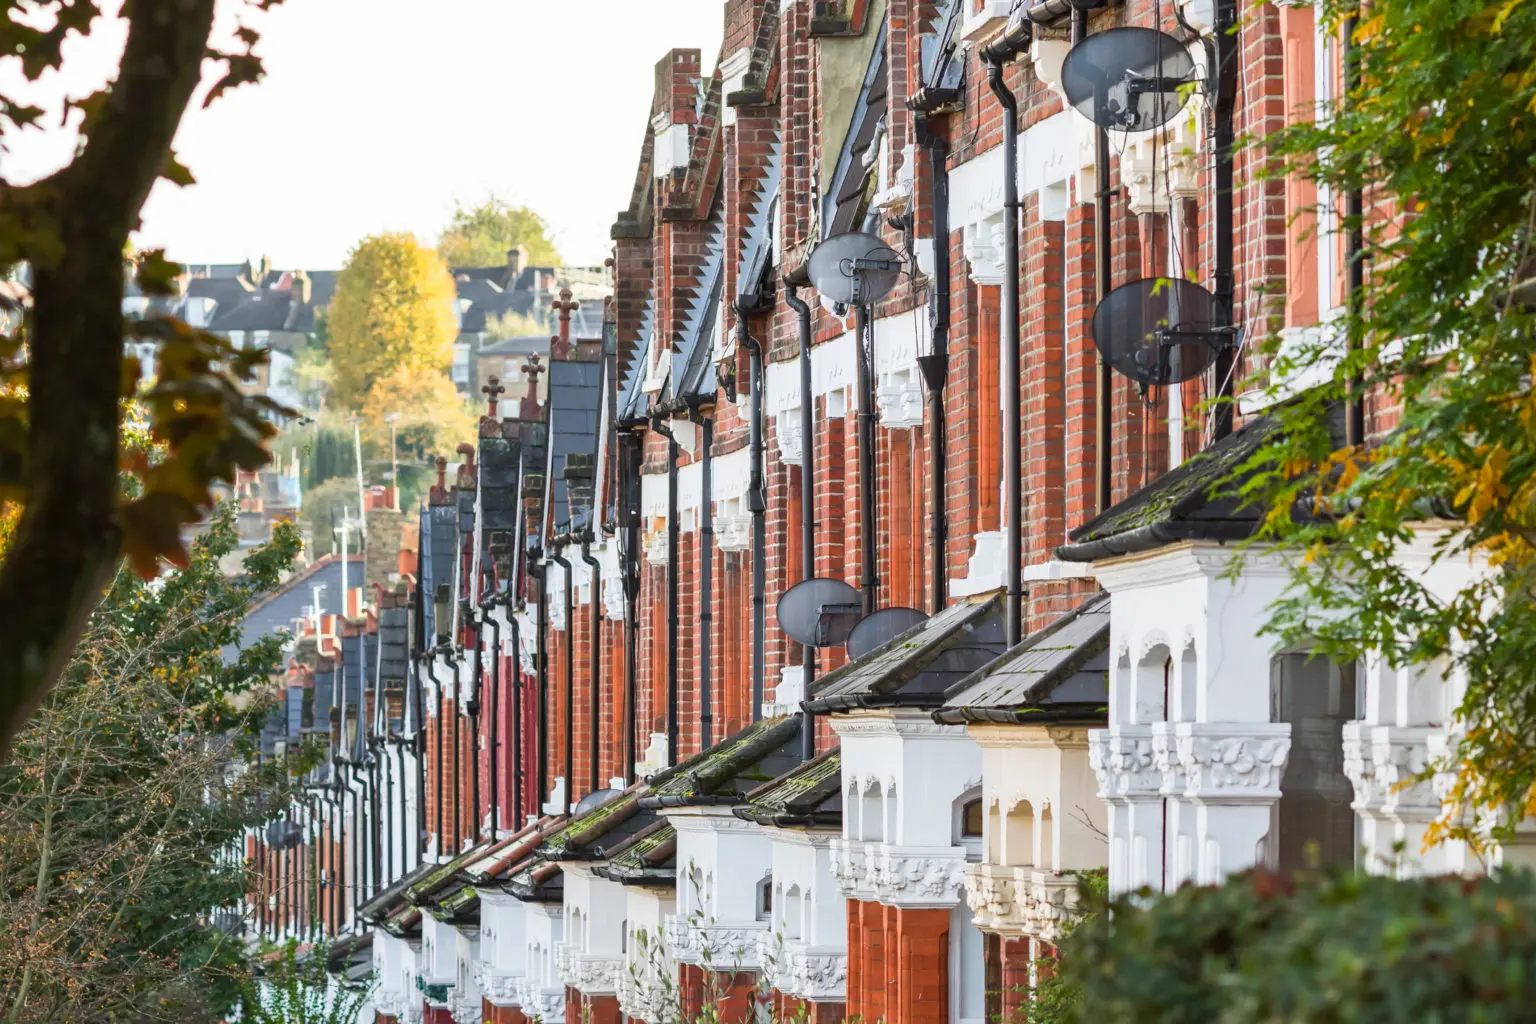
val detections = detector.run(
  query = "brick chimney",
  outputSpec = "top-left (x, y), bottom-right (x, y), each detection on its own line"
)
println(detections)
top-left (506, 245), bottom-right (527, 285)
top-left (651, 49), bottom-right (702, 177)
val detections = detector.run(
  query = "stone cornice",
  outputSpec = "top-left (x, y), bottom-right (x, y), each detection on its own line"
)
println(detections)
top-left (1092, 541), bottom-right (1296, 594)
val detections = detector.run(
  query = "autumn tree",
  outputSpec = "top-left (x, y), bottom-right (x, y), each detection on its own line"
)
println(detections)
top-left (0, 509), bottom-right (306, 1022)
top-left (326, 233), bottom-right (459, 411)
top-left (437, 196), bottom-right (561, 269)
top-left (361, 362), bottom-right (476, 463)
top-left (0, 2), bottom-right (290, 757)
top-left (1238, 0), bottom-right (1536, 846)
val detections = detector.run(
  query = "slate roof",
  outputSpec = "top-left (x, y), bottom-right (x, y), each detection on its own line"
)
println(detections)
top-left (617, 293), bottom-right (655, 426)
top-left (916, 0), bottom-right (966, 104)
top-left (804, 592), bottom-right (1009, 713)
top-left (638, 714), bottom-right (803, 809)
top-left (738, 135), bottom-right (782, 306)
top-left (593, 820), bottom-right (677, 887)
top-left (824, 15), bottom-right (889, 237)
top-left (224, 554), bottom-right (363, 664)
top-left (479, 335), bottom-right (550, 358)
top-left (733, 747), bottom-right (842, 829)
top-left (1054, 408), bottom-right (1341, 562)
top-left (934, 594), bottom-right (1111, 726)
top-left (664, 210), bottom-right (724, 407)
top-left (543, 359), bottom-right (603, 539)
top-left (500, 860), bottom-right (564, 902)
top-left (420, 503), bottom-right (459, 640)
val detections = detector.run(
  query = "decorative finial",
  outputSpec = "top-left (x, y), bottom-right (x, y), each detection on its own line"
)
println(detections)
top-left (434, 456), bottom-right (447, 491)
top-left (482, 375), bottom-right (506, 419)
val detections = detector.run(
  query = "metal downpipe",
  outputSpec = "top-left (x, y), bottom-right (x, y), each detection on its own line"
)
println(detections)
top-left (621, 433), bottom-right (642, 784)
top-left (784, 284), bottom-right (817, 761)
top-left (692, 415), bottom-right (714, 749)
top-left (651, 418), bottom-right (682, 766)
top-left (854, 303), bottom-right (878, 617)
top-left (468, 613), bottom-right (483, 842)
top-left (738, 310), bottom-right (767, 725)
top-left (549, 546), bottom-right (576, 812)
top-left (508, 612), bottom-right (524, 825)
top-left (1211, 0), bottom-right (1239, 441)
top-left (580, 543), bottom-right (603, 794)
top-left (532, 563), bottom-right (549, 816)
top-left (486, 611), bottom-right (502, 837)
top-left (987, 57), bottom-right (1024, 648)
top-left (425, 659), bottom-right (444, 859)
top-left (915, 114), bottom-right (952, 617)
top-left (1342, 12), bottom-right (1365, 448)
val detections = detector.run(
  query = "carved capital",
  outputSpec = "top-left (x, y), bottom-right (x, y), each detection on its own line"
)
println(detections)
top-left (1090, 726), bottom-right (1162, 801)
top-left (1176, 724), bottom-right (1292, 802)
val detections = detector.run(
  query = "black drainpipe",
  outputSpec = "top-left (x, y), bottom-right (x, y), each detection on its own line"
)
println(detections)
top-left (394, 739), bottom-right (408, 875)
top-left (736, 310), bottom-right (767, 724)
top-left (485, 609), bottom-right (501, 836)
top-left (467, 610), bottom-right (482, 841)
top-left (531, 561), bottom-right (549, 815)
top-left (689, 412), bottom-right (715, 749)
top-left (508, 610), bottom-right (523, 825)
top-left (914, 112), bottom-right (952, 617)
top-left (784, 284), bottom-right (816, 761)
top-left (854, 302), bottom-right (879, 617)
top-left (983, 41), bottom-right (1026, 648)
top-left (548, 544), bottom-right (575, 812)
top-left (425, 658), bottom-right (444, 858)
top-left (449, 653), bottom-right (461, 853)
top-left (580, 541), bottom-right (602, 794)
top-left (651, 416), bottom-right (681, 765)
top-left (621, 433), bottom-right (642, 784)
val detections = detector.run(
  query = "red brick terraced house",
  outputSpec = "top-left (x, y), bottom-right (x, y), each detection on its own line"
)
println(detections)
top-left (234, 1), bottom-right (1517, 1021)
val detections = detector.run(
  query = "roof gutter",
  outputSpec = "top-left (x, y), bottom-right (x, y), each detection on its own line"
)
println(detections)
top-left (931, 704), bottom-right (1108, 726)
top-left (1054, 519), bottom-right (1256, 563)
top-left (802, 690), bottom-right (949, 716)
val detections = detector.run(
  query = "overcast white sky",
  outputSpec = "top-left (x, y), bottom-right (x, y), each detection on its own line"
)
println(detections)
top-left (0, 0), bottom-right (725, 269)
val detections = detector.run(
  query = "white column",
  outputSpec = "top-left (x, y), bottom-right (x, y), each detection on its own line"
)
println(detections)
top-left (1090, 726), bottom-right (1164, 894)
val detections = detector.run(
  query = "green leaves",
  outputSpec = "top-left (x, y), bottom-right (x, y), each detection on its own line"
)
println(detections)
top-left (1232, 0), bottom-right (1536, 846)
top-left (1064, 869), bottom-right (1536, 1023)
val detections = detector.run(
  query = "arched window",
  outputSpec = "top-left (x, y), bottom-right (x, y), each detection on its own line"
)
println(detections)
top-left (756, 873), bottom-right (773, 922)
top-left (954, 787), bottom-right (985, 860)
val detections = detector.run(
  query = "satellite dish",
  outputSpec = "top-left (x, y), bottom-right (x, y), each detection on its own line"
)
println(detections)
top-left (807, 232), bottom-right (902, 306)
top-left (573, 787), bottom-right (622, 816)
top-left (1062, 27), bottom-right (1196, 132)
top-left (1091, 277), bottom-right (1221, 388)
top-left (846, 607), bottom-right (929, 660)
top-left (777, 578), bottom-right (863, 648)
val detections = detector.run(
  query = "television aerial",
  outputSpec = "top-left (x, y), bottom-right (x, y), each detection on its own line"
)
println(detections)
top-left (1061, 26), bottom-right (1198, 132)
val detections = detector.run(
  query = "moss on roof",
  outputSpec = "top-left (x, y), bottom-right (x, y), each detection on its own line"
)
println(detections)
top-left (595, 821), bottom-right (677, 886)
top-left (535, 788), bottom-right (644, 861)
top-left (641, 715), bottom-right (802, 806)
top-left (736, 747), bottom-right (842, 828)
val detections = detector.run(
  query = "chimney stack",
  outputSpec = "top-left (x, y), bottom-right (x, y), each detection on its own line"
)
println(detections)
top-left (506, 245), bottom-right (527, 286)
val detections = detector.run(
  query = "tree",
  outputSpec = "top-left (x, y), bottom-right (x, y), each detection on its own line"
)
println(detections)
top-left (0, 2), bottom-right (289, 758)
top-left (1235, 0), bottom-right (1536, 847)
top-left (327, 233), bottom-right (459, 411)
top-left (437, 196), bottom-right (561, 269)
top-left (0, 508), bottom-right (306, 1022)
top-left (361, 362), bottom-right (477, 466)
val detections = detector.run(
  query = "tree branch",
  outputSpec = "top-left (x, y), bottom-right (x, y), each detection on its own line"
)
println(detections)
top-left (0, 0), bottom-right (218, 757)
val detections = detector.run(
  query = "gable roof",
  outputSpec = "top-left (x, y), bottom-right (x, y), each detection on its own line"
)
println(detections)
top-left (592, 820), bottom-right (677, 887)
top-left (666, 209), bottom-right (724, 407)
top-left (804, 592), bottom-right (1009, 713)
top-left (934, 593), bottom-right (1111, 726)
top-left (225, 554), bottom-right (363, 664)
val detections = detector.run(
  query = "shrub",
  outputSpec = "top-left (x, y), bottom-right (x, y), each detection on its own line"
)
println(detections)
top-left (1061, 868), bottom-right (1536, 1023)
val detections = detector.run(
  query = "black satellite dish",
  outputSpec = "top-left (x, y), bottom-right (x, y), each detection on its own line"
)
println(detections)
top-left (846, 607), bottom-right (929, 660)
top-left (807, 232), bottom-right (903, 307)
top-left (778, 578), bottom-right (863, 648)
top-left (1062, 27), bottom-right (1197, 132)
top-left (1092, 276), bottom-right (1222, 389)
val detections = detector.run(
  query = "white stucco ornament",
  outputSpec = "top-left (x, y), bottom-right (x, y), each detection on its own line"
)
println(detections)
top-left (1089, 727), bottom-right (1161, 800)
top-left (1178, 728), bottom-right (1292, 800)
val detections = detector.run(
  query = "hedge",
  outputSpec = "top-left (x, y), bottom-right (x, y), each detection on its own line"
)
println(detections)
top-left (1058, 868), bottom-right (1536, 1023)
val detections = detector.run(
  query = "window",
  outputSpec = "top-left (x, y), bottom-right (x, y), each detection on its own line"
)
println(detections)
top-left (961, 799), bottom-right (983, 838)
top-left (756, 875), bottom-right (773, 921)
top-left (1271, 654), bottom-right (1360, 872)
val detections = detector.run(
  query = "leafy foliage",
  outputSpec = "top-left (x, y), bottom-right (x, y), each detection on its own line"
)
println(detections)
top-left (360, 362), bottom-right (476, 466)
top-left (238, 940), bottom-right (372, 1024)
top-left (1026, 870), bottom-right (1107, 1024)
top-left (1063, 868), bottom-right (1536, 1022)
top-left (1236, 0), bottom-right (1536, 846)
top-left (327, 233), bottom-right (459, 412)
top-left (0, 508), bottom-right (306, 1022)
top-left (437, 196), bottom-right (561, 269)
top-left (302, 477), bottom-right (360, 558)
top-left (0, 0), bottom-right (289, 755)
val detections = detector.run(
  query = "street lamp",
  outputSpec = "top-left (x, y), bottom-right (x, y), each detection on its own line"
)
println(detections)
top-left (384, 412), bottom-right (400, 511)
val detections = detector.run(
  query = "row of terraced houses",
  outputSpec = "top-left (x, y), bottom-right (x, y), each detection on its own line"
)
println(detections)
top-left (242, 1), bottom-right (1510, 1021)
